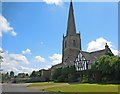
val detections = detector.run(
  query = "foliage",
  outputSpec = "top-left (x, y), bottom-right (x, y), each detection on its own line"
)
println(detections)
top-left (91, 55), bottom-right (120, 83)
top-left (2, 72), bottom-right (11, 83)
top-left (30, 70), bottom-right (41, 78)
top-left (52, 65), bottom-right (79, 82)
top-left (10, 71), bottom-right (14, 78)
top-left (52, 55), bottom-right (120, 83)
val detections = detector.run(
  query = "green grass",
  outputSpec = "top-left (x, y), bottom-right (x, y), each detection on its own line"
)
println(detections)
top-left (26, 82), bottom-right (69, 90)
top-left (27, 82), bottom-right (120, 93)
top-left (16, 82), bottom-right (26, 84)
top-left (27, 82), bottom-right (66, 87)
top-left (45, 84), bottom-right (119, 92)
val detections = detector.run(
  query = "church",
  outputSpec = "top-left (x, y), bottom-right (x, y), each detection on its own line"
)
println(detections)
top-left (41, 0), bottom-right (113, 81)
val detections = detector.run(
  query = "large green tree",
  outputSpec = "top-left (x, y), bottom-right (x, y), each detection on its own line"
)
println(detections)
top-left (91, 55), bottom-right (120, 82)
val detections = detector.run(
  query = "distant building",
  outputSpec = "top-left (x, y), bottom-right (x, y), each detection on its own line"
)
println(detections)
top-left (41, 0), bottom-right (113, 81)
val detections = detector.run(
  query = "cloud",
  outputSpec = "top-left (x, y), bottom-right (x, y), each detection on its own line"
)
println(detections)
top-left (0, 15), bottom-right (17, 37)
top-left (49, 53), bottom-right (62, 65)
top-left (87, 37), bottom-right (119, 56)
top-left (22, 49), bottom-right (31, 54)
top-left (0, 47), bottom-right (2, 51)
top-left (11, 31), bottom-right (17, 36)
top-left (19, 66), bottom-right (40, 74)
top-left (43, 0), bottom-right (62, 5)
top-left (2, 52), bottom-right (30, 74)
top-left (34, 56), bottom-right (45, 63)
top-left (87, 37), bottom-right (112, 52)
top-left (111, 49), bottom-right (120, 56)
top-left (3, 53), bottom-right (29, 65)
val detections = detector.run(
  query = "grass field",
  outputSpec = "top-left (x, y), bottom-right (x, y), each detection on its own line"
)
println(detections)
top-left (27, 82), bottom-right (69, 90)
top-left (27, 82), bottom-right (120, 93)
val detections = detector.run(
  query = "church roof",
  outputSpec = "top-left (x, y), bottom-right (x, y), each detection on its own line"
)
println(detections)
top-left (66, 0), bottom-right (76, 36)
top-left (51, 63), bottom-right (64, 69)
top-left (80, 46), bottom-right (113, 64)
top-left (82, 49), bottom-right (106, 63)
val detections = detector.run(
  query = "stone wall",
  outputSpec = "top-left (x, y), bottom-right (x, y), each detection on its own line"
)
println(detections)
top-left (41, 69), bottom-right (51, 81)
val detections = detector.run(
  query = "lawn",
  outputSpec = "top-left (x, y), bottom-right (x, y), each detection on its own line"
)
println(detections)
top-left (27, 82), bottom-right (120, 93)
top-left (45, 84), bottom-right (119, 92)
top-left (27, 82), bottom-right (69, 87)
top-left (27, 82), bottom-right (69, 90)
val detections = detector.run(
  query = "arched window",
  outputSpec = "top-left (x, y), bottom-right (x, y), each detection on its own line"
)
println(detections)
top-left (73, 40), bottom-right (75, 47)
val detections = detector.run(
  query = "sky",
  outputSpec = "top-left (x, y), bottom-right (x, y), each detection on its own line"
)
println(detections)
top-left (0, 0), bottom-right (119, 75)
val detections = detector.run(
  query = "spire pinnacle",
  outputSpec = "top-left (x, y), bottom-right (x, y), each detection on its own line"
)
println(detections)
top-left (66, 0), bottom-right (76, 36)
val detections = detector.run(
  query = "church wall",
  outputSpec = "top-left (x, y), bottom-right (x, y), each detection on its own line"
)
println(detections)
top-left (41, 69), bottom-right (51, 81)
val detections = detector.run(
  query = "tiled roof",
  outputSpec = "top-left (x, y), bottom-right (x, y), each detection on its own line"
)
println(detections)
top-left (80, 47), bottom-right (113, 64)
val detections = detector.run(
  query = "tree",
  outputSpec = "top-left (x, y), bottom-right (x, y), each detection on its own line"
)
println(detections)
top-left (30, 71), bottom-right (36, 77)
top-left (18, 73), bottom-right (25, 78)
top-left (96, 55), bottom-right (111, 74)
top-left (52, 68), bottom-right (62, 81)
top-left (30, 70), bottom-right (41, 78)
top-left (91, 55), bottom-right (120, 82)
top-left (10, 71), bottom-right (14, 78)
top-left (25, 73), bottom-right (29, 78)
top-left (2, 72), bottom-right (10, 82)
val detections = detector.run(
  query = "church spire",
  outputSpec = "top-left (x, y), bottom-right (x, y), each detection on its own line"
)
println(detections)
top-left (66, 0), bottom-right (76, 36)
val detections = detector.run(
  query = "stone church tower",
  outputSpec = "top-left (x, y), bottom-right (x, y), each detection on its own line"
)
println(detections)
top-left (62, 0), bottom-right (81, 66)
top-left (41, 0), bottom-right (114, 81)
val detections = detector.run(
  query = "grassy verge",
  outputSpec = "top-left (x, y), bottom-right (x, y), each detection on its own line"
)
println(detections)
top-left (27, 82), bottom-right (119, 93)
top-left (16, 82), bottom-right (26, 84)
top-left (45, 84), bottom-right (119, 92)
top-left (27, 82), bottom-right (68, 87)
top-left (27, 82), bottom-right (69, 90)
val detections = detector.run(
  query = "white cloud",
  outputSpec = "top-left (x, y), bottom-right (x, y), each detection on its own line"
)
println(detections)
top-left (2, 52), bottom-right (29, 74)
top-left (87, 37), bottom-right (112, 52)
top-left (22, 49), bottom-right (31, 54)
top-left (11, 31), bottom-right (17, 36)
top-left (43, 0), bottom-right (62, 5)
top-left (44, 65), bottom-right (51, 70)
top-left (49, 53), bottom-right (62, 65)
top-left (19, 66), bottom-right (40, 74)
top-left (0, 15), bottom-right (17, 37)
top-left (8, 54), bottom-right (29, 64)
top-left (111, 49), bottom-right (120, 56)
top-left (0, 47), bottom-right (2, 52)
top-left (87, 37), bottom-right (119, 56)
top-left (34, 56), bottom-right (45, 63)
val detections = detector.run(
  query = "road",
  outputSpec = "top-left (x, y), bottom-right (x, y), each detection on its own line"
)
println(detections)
top-left (2, 83), bottom-right (43, 92)
top-left (1, 83), bottom-right (62, 94)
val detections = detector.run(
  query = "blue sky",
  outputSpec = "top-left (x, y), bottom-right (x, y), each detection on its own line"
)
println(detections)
top-left (1, 1), bottom-right (118, 74)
